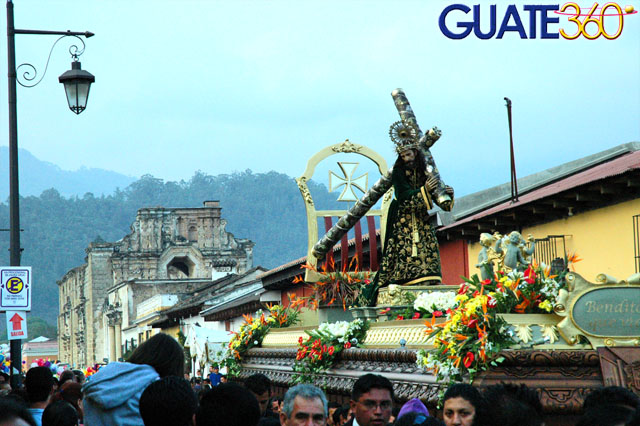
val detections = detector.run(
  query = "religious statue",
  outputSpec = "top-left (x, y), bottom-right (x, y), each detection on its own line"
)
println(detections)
top-left (310, 90), bottom-right (455, 303)
top-left (374, 121), bottom-right (455, 287)
top-left (495, 231), bottom-right (536, 272)
top-left (476, 232), bottom-right (499, 280)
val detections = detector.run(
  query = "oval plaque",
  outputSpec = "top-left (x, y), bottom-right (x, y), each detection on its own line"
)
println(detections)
top-left (572, 287), bottom-right (640, 337)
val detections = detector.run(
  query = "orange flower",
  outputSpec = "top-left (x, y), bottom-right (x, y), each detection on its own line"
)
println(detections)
top-left (567, 252), bottom-right (582, 270)
top-left (479, 348), bottom-right (486, 361)
top-left (514, 299), bottom-right (530, 314)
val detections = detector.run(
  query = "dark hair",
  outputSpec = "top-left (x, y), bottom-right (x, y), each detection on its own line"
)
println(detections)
top-left (0, 371), bottom-right (10, 382)
top-left (72, 369), bottom-right (85, 384)
top-left (42, 400), bottom-right (79, 426)
top-left (0, 397), bottom-right (37, 426)
top-left (328, 401), bottom-right (341, 409)
top-left (577, 404), bottom-right (636, 426)
top-left (127, 333), bottom-right (184, 378)
top-left (259, 418), bottom-right (281, 426)
top-left (244, 373), bottom-right (272, 396)
top-left (352, 373), bottom-right (394, 402)
top-left (54, 381), bottom-right (83, 417)
top-left (140, 376), bottom-right (197, 426)
top-left (394, 412), bottom-right (444, 426)
top-left (443, 383), bottom-right (487, 426)
top-left (482, 383), bottom-right (542, 426)
top-left (394, 148), bottom-right (427, 178)
top-left (332, 407), bottom-right (348, 425)
top-left (196, 383), bottom-right (260, 426)
top-left (25, 366), bottom-right (54, 403)
top-left (582, 386), bottom-right (640, 412)
top-left (58, 370), bottom-right (76, 386)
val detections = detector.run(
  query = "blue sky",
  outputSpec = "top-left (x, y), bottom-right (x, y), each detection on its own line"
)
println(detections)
top-left (1, 0), bottom-right (638, 197)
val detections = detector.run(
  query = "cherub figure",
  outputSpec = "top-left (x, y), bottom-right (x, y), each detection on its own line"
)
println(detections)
top-left (476, 233), bottom-right (499, 280)
top-left (495, 231), bottom-right (536, 272)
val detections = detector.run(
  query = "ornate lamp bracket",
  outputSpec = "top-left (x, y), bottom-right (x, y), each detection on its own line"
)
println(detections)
top-left (17, 34), bottom-right (88, 88)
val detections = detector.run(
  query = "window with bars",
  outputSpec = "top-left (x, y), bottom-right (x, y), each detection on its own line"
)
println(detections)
top-left (534, 235), bottom-right (567, 271)
top-left (634, 215), bottom-right (640, 273)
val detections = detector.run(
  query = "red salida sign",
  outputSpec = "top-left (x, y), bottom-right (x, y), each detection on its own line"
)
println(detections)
top-left (6, 310), bottom-right (27, 340)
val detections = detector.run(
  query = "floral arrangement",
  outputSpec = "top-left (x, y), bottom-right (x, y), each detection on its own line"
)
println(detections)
top-left (380, 289), bottom-right (457, 320)
top-left (221, 297), bottom-right (302, 376)
top-left (293, 319), bottom-right (368, 383)
top-left (294, 257), bottom-right (374, 310)
top-left (417, 256), bottom-right (579, 385)
top-left (414, 291), bottom-right (458, 316)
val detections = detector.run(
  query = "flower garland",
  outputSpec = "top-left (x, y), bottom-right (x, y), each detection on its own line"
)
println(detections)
top-left (221, 298), bottom-right (302, 377)
top-left (293, 319), bottom-right (368, 384)
top-left (417, 257), bottom-right (579, 386)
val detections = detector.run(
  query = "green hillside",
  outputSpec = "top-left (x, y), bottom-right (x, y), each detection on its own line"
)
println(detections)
top-left (0, 170), bottom-right (341, 325)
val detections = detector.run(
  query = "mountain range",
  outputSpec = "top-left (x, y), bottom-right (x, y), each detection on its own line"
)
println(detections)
top-left (0, 146), bottom-right (136, 201)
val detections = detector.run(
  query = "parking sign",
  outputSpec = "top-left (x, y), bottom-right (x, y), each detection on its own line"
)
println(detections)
top-left (0, 267), bottom-right (31, 311)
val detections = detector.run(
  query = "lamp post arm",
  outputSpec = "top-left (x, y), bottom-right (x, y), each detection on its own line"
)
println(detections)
top-left (14, 29), bottom-right (94, 37)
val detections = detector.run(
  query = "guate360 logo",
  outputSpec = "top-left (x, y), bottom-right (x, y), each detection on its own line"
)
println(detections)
top-left (440, 3), bottom-right (637, 40)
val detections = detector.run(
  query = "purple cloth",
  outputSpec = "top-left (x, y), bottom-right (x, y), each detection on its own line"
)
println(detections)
top-left (397, 398), bottom-right (429, 420)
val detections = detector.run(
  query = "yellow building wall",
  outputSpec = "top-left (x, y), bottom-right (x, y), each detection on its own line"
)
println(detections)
top-left (468, 198), bottom-right (640, 282)
top-left (162, 325), bottom-right (181, 340)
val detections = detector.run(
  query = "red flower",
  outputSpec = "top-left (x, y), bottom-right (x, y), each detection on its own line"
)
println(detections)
top-left (412, 312), bottom-right (421, 319)
top-left (524, 266), bottom-right (536, 284)
top-left (344, 341), bottom-right (352, 349)
top-left (298, 336), bottom-right (304, 344)
top-left (457, 284), bottom-right (468, 295)
top-left (396, 315), bottom-right (404, 320)
top-left (487, 295), bottom-right (497, 308)
top-left (328, 346), bottom-right (335, 355)
top-left (432, 310), bottom-right (443, 317)
top-left (481, 279), bottom-right (492, 285)
top-left (446, 308), bottom-right (453, 315)
top-left (467, 319), bottom-right (478, 328)
top-left (379, 308), bottom-right (391, 315)
top-left (463, 351), bottom-right (475, 368)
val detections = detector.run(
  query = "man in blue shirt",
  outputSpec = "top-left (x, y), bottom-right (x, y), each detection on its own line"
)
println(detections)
top-left (25, 366), bottom-right (55, 426)
top-left (208, 365), bottom-right (221, 386)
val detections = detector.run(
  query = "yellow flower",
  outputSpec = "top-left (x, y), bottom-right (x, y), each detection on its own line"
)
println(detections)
top-left (455, 294), bottom-right (469, 303)
top-left (539, 300), bottom-right (553, 312)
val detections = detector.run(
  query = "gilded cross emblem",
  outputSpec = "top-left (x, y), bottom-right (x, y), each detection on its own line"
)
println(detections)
top-left (329, 162), bottom-right (368, 202)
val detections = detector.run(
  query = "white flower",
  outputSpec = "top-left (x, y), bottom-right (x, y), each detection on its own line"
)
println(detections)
top-left (414, 291), bottom-right (457, 313)
top-left (318, 321), bottom-right (350, 337)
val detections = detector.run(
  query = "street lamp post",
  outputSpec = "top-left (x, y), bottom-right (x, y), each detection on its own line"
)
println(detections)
top-left (6, 0), bottom-right (94, 388)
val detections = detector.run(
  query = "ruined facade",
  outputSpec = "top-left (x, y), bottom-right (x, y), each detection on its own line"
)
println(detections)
top-left (57, 201), bottom-right (254, 367)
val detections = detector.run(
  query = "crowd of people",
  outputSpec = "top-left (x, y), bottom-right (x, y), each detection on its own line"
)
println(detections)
top-left (0, 332), bottom-right (638, 426)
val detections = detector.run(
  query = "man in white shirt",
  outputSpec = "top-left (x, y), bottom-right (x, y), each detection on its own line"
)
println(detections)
top-left (346, 374), bottom-right (393, 426)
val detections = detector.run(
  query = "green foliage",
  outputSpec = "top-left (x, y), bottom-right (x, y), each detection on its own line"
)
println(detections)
top-left (222, 303), bottom-right (301, 377)
top-left (0, 170), bottom-right (339, 325)
top-left (293, 319), bottom-right (368, 384)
